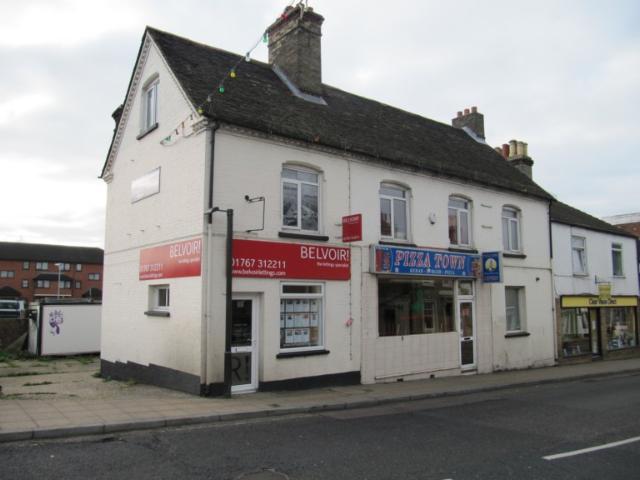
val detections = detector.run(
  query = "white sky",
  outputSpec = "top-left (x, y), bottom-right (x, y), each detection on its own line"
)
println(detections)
top-left (0, 0), bottom-right (638, 247)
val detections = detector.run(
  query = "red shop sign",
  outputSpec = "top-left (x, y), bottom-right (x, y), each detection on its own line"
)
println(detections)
top-left (139, 238), bottom-right (202, 280)
top-left (342, 214), bottom-right (362, 242)
top-left (233, 239), bottom-right (350, 280)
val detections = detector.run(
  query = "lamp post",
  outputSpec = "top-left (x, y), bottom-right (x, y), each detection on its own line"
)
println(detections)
top-left (54, 263), bottom-right (62, 299)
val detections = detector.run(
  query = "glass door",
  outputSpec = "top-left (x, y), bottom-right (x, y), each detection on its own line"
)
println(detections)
top-left (459, 301), bottom-right (475, 369)
top-left (231, 297), bottom-right (258, 393)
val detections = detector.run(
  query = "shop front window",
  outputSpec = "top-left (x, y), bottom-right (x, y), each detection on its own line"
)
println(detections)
top-left (561, 308), bottom-right (591, 357)
top-left (605, 307), bottom-right (637, 350)
top-left (280, 283), bottom-right (323, 350)
top-left (378, 278), bottom-right (455, 336)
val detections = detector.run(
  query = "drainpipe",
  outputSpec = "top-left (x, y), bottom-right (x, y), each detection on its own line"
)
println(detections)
top-left (202, 122), bottom-right (219, 395)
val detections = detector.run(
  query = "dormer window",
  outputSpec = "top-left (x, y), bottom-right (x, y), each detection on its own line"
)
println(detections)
top-left (141, 75), bottom-right (159, 134)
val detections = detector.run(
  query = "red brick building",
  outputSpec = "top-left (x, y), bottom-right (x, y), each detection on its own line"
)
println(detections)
top-left (0, 242), bottom-right (103, 302)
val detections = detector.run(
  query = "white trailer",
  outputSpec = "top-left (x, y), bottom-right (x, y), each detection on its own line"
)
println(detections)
top-left (28, 302), bottom-right (101, 356)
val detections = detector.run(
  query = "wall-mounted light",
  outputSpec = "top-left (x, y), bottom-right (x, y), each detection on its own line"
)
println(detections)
top-left (428, 212), bottom-right (437, 225)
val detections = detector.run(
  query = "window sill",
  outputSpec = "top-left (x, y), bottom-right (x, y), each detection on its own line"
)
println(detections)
top-left (144, 310), bottom-right (170, 317)
top-left (448, 246), bottom-right (478, 254)
top-left (136, 122), bottom-right (159, 140)
top-left (505, 331), bottom-right (530, 338)
top-left (612, 275), bottom-right (625, 279)
top-left (276, 349), bottom-right (330, 359)
top-left (572, 273), bottom-right (589, 277)
top-left (379, 240), bottom-right (417, 247)
top-left (278, 231), bottom-right (329, 242)
top-left (503, 252), bottom-right (526, 259)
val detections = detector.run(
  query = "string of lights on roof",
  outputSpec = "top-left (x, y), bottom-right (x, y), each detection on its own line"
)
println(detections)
top-left (160, 0), bottom-right (304, 146)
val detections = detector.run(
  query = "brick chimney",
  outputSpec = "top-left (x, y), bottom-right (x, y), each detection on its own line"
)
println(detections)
top-left (267, 4), bottom-right (324, 96)
top-left (495, 139), bottom-right (534, 178)
top-left (452, 106), bottom-right (485, 140)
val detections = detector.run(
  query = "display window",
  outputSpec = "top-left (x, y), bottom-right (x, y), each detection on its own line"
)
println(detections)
top-left (378, 278), bottom-right (455, 336)
top-left (280, 283), bottom-right (323, 350)
top-left (605, 307), bottom-right (637, 350)
top-left (561, 308), bottom-right (591, 357)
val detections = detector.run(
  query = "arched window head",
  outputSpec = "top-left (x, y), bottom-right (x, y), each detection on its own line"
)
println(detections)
top-left (380, 183), bottom-right (409, 240)
top-left (281, 165), bottom-right (321, 232)
top-left (448, 196), bottom-right (472, 247)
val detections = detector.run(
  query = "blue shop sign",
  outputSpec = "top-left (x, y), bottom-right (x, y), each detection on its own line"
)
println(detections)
top-left (372, 245), bottom-right (480, 278)
top-left (481, 251), bottom-right (503, 283)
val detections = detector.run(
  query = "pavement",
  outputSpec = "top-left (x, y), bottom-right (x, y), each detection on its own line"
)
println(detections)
top-left (2, 355), bottom-right (640, 443)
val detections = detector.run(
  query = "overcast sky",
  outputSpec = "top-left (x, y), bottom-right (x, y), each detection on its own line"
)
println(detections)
top-left (0, 0), bottom-right (638, 248)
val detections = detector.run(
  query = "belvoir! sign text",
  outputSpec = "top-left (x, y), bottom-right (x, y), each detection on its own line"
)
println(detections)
top-left (232, 239), bottom-right (350, 280)
top-left (139, 238), bottom-right (202, 280)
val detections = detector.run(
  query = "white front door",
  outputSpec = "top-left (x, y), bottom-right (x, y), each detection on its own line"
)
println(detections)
top-left (459, 300), bottom-right (475, 370)
top-left (231, 296), bottom-right (259, 393)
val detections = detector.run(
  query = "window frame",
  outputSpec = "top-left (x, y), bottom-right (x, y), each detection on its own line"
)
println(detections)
top-left (149, 285), bottom-right (170, 312)
top-left (21, 280), bottom-right (29, 288)
top-left (36, 280), bottom-right (50, 288)
top-left (36, 262), bottom-right (48, 271)
top-left (0, 270), bottom-right (15, 279)
top-left (612, 243), bottom-right (624, 277)
top-left (75, 280), bottom-right (81, 289)
top-left (279, 282), bottom-right (324, 353)
top-left (22, 261), bottom-right (29, 270)
top-left (571, 235), bottom-right (588, 275)
top-left (448, 196), bottom-right (472, 248)
top-left (505, 286), bottom-right (526, 333)
top-left (141, 75), bottom-right (159, 133)
top-left (88, 273), bottom-right (100, 281)
top-left (379, 183), bottom-right (410, 241)
top-left (76, 264), bottom-right (82, 272)
top-left (502, 206), bottom-right (522, 253)
top-left (280, 165), bottom-right (322, 234)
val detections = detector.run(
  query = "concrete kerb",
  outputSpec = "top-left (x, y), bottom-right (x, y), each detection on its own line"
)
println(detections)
top-left (2, 366), bottom-right (639, 444)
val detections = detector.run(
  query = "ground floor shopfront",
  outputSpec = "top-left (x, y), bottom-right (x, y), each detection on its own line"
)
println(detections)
top-left (102, 236), bottom-right (555, 396)
top-left (557, 295), bottom-right (640, 362)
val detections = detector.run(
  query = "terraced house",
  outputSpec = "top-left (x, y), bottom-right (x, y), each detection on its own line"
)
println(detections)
top-left (100, 4), bottom-right (556, 395)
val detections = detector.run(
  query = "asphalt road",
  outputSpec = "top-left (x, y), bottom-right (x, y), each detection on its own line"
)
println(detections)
top-left (2, 373), bottom-right (640, 479)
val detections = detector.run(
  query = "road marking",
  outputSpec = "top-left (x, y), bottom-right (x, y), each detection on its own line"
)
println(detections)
top-left (543, 436), bottom-right (640, 461)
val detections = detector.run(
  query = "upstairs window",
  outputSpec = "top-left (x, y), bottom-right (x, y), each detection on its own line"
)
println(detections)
top-left (88, 273), bottom-right (100, 281)
top-left (505, 287), bottom-right (525, 332)
top-left (141, 76), bottom-right (159, 133)
top-left (281, 166), bottom-right (320, 232)
top-left (380, 183), bottom-right (408, 240)
top-left (23, 261), bottom-right (29, 270)
top-left (449, 196), bottom-right (472, 247)
top-left (502, 207), bottom-right (521, 252)
top-left (36, 262), bottom-right (48, 271)
top-left (571, 236), bottom-right (587, 275)
top-left (612, 243), bottom-right (623, 276)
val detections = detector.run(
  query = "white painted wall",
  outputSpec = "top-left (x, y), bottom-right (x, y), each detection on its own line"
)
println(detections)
top-left (551, 222), bottom-right (639, 297)
top-left (102, 37), bottom-right (208, 378)
top-left (208, 129), bottom-right (555, 385)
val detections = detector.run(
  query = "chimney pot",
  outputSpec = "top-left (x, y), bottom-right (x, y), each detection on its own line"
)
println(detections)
top-left (457, 111), bottom-right (463, 118)
top-left (464, 108), bottom-right (470, 115)
top-left (501, 143), bottom-right (510, 159)
top-left (452, 106), bottom-right (485, 140)
top-left (471, 106), bottom-right (477, 113)
top-left (509, 140), bottom-right (517, 157)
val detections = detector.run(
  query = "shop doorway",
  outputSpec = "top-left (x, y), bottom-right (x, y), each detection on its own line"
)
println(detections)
top-left (590, 309), bottom-right (602, 357)
top-left (231, 295), bottom-right (259, 393)
top-left (457, 280), bottom-right (476, 371)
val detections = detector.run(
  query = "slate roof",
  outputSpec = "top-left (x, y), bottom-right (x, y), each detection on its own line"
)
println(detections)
top-left (105, 27), bottom-right (553, 201)
top-left (0, 242), bottom-right (104, 264)
top-left (550, 201), bottom-right (636, 238)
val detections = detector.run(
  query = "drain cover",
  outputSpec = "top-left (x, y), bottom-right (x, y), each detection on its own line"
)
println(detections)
top-left (235, 469), bottom-right (289, 480)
